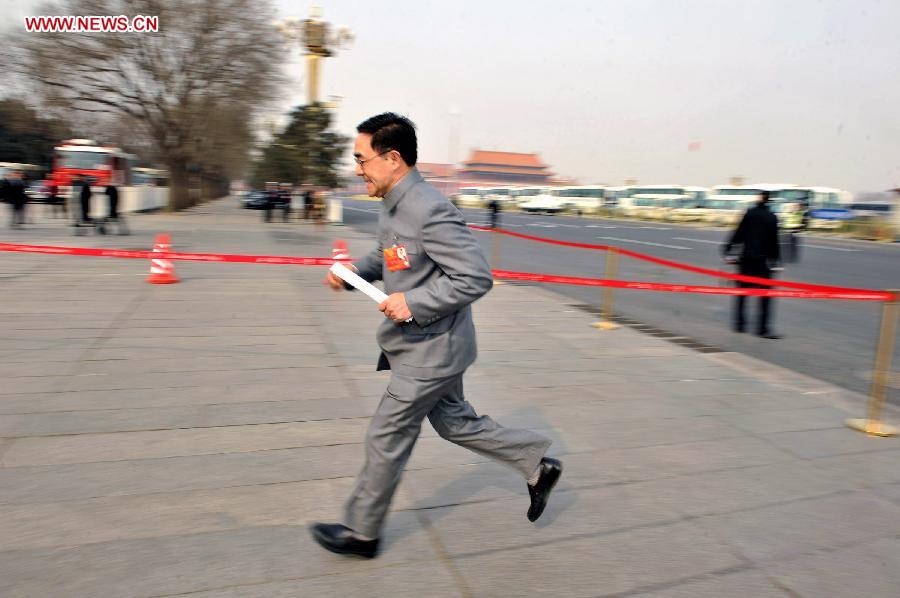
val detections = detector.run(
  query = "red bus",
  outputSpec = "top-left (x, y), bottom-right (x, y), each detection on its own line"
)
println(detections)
top-left (52, 139), bottom-right (133, 188)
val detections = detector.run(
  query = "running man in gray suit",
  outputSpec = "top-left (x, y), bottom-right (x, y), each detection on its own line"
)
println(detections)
top-left (313, 113), bottom-right (562, 558)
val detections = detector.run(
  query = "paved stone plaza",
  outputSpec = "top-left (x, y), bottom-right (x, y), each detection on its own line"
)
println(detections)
top-left (1, 199), bottom-right (899, 597)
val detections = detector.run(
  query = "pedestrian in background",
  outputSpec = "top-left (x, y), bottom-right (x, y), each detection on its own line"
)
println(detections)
top-left (313, 187), bottom-right (326, 222)
top-left (103, 182), bottom-right (128, 235)
top-left (303, 187), bottom-right (313, 220)
top-left (263, 182), bottom-right (278, 223)
top-left (297, 185), bottom-right (309, 219)
top-left (279, 182), bottom-right (292, 222)
top-left (2, 169), bottom-right (28, 229)
top-left (489, 195), bottom-right (501, 229)
top-left (74, 175), bottom-right (94, 234)
top-left (315, 112), bottom-right (562, 559)
top-left (723, 190), bottom-right (782, 339)
top-left (48, 181), bottom-right (67, 219)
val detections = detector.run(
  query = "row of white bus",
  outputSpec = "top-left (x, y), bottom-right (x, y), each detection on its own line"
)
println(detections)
top-left (454, 183), bottom-right (860, 227)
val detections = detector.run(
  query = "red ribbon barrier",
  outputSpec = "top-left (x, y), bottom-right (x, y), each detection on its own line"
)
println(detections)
top-left (0, 242), bottom-right (341, 266)
top-left (469, 225), bottom-right (884, 295)
top-left (491, 270), bottom-right (895, 302)
top-left (1, 241), bottom-right (893, 302)
top-left (469, 224), bottom-right (613, 252)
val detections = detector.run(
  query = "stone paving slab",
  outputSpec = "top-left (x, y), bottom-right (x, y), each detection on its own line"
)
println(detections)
top-left (452, 520), bottom-right (746, 597)
top-left (635, 569), bottom-right (788, 597)
top-left (1, 199), bottom-right (899, 597)
top-left (417, 483), bottom-right (684, 558)
top-left (766, 536), bottom-right (900, 598)
top-left (0, 382), bottom-right (356, 415)
top-left (0, 397), bottom-right (377, 437)
top-left (2, 418), bottom-right (371, 467)
top-left (0, 476), bottom-right (358, 551)
top-left (174, 561), bottom-right (464, 598)
top-left (695, 490), bottom-right (900, 563)
top-left (0, 516), bottom-right (439, 598)
top-left (0, 444), bottom-right (367, 504)
top-left (622, 460), bottom-right (856, 517)
top-left (762, 426), bottom-right (899, 459)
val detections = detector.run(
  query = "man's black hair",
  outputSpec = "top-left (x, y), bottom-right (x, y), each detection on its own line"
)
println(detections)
top-left (357, 112), bottom-right (417, 166)
top-left (759, 190), bottom-right (770, 203)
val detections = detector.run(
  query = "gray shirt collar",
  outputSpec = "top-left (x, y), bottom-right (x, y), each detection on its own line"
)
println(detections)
top-left (383, 168), bottom-right (423, 212)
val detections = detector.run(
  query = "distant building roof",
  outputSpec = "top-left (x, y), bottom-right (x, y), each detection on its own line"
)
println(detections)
top-left (457, 149), bottom-right (555, 188)
top-left (417, 162), bottom-right (456, 179)
top-left (463, 151), bottom-right (548, 169)
top-left (461, 165), bottom-right (556, 177)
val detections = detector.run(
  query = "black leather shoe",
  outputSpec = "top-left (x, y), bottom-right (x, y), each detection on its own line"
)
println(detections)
top-left (757, 331), bottom-right (782, 339)
top-left (527, 457), bottom-right (563, 522)
top-left (310, 523), bottom-right (379, 558)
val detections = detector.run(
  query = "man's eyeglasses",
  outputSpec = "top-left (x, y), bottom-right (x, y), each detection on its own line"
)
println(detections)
top-left (354, 149), bottom-right (392, 167)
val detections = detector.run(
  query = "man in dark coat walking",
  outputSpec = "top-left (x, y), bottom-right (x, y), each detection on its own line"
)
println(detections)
top-left (2, 170), bottom-right (28, 229)
top-left (723, 191), bottom-right (782, 339)
top-left (73, 175), bottom-right (94, 233)
top-left (488, 196), bottom-right (501, 229)
top-left (100, 183), bottom-right (128, 235)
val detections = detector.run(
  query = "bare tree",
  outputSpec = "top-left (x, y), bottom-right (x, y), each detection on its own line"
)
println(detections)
top-left (13, 0), bottom-right (284, 209)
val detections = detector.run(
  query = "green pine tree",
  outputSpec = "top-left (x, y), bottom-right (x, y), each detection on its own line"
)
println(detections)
top-left (251, 104), bottom-right (348, 189)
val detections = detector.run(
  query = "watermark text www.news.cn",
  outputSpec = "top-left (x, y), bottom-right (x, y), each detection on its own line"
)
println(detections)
top-left (25, 15), bottom-right (159, 33)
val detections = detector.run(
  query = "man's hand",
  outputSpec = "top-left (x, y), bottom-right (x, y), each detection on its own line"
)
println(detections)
top-left (379, 292), bottom-right (412, 323)
top-left (324, 263), bottom-right (357, 292)
top-left (324, 269), bottom-right (345, 291)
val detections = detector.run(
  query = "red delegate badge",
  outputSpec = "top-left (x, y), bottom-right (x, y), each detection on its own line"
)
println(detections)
top-left (384, 244), bottom-right (411, 272)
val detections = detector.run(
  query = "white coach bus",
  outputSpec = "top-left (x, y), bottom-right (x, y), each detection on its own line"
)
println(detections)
top-left (620, 185), bottom-right (695, 219)
top-left (555, 185), bottom-right (607, 214)
top-left (457, 187), bottom-right (488, 207)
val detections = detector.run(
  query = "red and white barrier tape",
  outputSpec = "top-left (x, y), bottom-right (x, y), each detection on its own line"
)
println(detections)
top-left (0, 242), bottom-right (893, 302)
top-left (469, 225), bottom-right (885, 295)
top-left (0, 242), bottom-right (343, 266)
top-left (491, 270), bottom-right (895, 302)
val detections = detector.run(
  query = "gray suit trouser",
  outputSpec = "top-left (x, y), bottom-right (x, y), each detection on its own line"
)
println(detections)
top-left (344, 371), bottom-right (552, 538)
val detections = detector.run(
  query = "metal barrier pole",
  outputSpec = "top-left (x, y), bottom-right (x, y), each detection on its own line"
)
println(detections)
top-left (592, 246), bottom-right (620, 330)
top-left (847, 289), bottom-right (898, 437)
top-left (490, 228), bottom-right (504, 286)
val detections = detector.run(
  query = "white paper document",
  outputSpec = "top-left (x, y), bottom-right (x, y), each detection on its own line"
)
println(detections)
top-left (330, 262), bottom-right (388, 304)
top-left (329, 262), bottom-right (413, 322)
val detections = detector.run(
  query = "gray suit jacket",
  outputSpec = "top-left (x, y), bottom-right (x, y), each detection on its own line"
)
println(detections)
top-left (353, 169), bottom-right (493, 378)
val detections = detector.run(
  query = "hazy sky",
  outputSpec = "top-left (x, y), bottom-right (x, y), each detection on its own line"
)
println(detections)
top-left (6, 0), bottom-right (900, 191)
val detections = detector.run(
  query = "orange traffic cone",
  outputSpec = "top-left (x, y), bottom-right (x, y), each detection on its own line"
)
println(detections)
top-left (332, 239), bottom-right (351, 262)
top-left (146, 233), bottom-right (179, 284)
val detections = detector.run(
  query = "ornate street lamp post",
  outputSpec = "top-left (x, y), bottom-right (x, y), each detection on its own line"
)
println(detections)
top-left (274, 7), bottom-right (353, 106)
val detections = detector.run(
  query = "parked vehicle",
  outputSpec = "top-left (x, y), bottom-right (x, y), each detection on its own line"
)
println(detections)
top-left (519, 192), bottom-right (570, 214)
top-left (603, 186), bottom-right (631, 208)
top-left (457, 187), bottom-right (487, 207)
top-left (482, 187), bottom-right (516, 206)
top-left (619, 185), bottom-right (692, 219)
top-left (242, 190), bottom-right (269, 209)
top-left (509, 187), bottom-right (549, 206)
top-left (52, 139), bottom-right (133, 188)
top-left (669, 186), bottom-right (710, 222)
top-left (555, 185), bottom-right (606, 214)
top-left (25, 180), bottom-right (53, 203)
top-left (703, 185), bottom-right (791, 226)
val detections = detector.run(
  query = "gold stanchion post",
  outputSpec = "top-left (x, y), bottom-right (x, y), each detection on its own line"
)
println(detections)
top-left (592, 246), bottom-right (620, 330)
top-left (847, 289), bottom-right (898, 437)
top-left (490, 229), bottom-right (504, 286)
